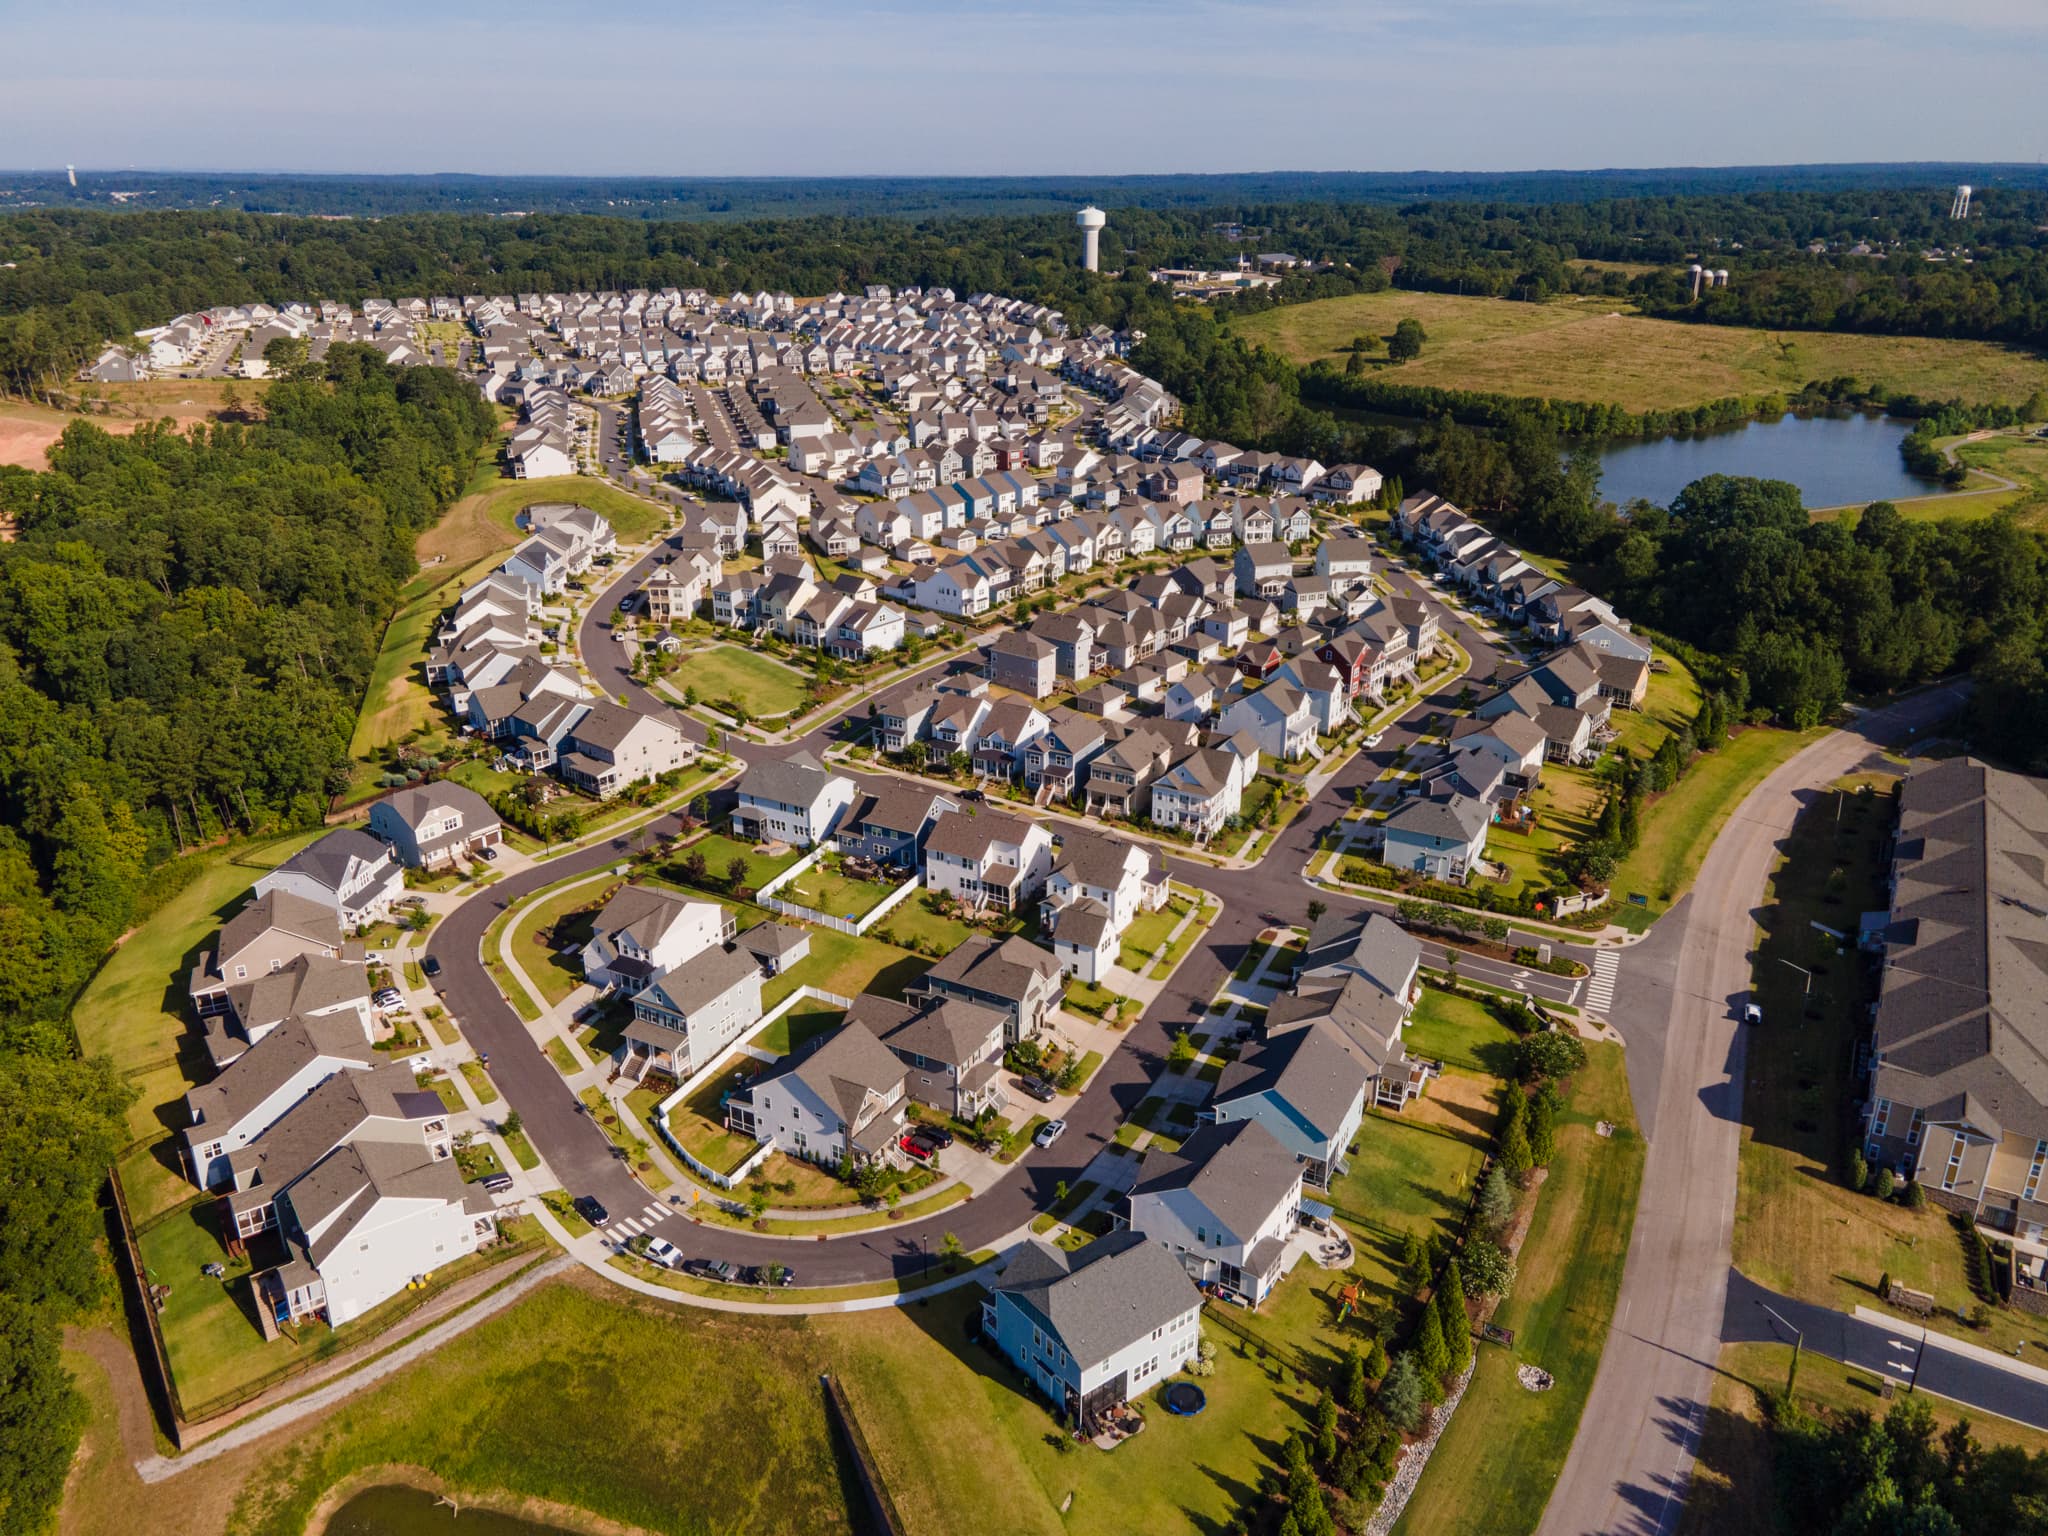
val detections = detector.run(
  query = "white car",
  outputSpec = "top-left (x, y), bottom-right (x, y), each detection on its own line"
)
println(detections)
top-left (643, 1236), bottom-right (684, 1270)
top-left (1742, 1002), bottom-right (1763, 1026)
top-left (1034, 1118), bottom-right (1067, 1149)
top-left (1363, 732), bottom-right (1386, 749)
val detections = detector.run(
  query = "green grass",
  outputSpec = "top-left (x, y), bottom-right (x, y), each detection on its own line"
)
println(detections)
top-left (761, 927), bottom-right (930, 1011)
top-left (681, 644), bottom-right (812, 719)
top-left (756, 1000), bottom-right (843, 1057)
top-left (501, 1127), bottom-right (541, 1170)
top-left (345, 553), bottom-right (498, 772)
top-left (538, 1188), bottom-right (593, 1239)
top-left (1232, 288), bottom-right (2048, 413)
top-left (1403, 984), bottom-right (1522, 1078)
top-left (1610, 724), bottom-right (1820, 917)
top-left (1394, 1043), bottom-right (1645, 1536)
top-left (542, 1035), bottom-right (580, 1076)
top-left (666, 831), bottom-right (804, 892)
top-left (868, 893), bottom-right (984, 954)
top-left (420, 1074), bottom-right (465, 1114)
top-left (512, 875), bottom-right (612, 1008)
top-left (72, 827), bottom-right (327, 1139)
top-left (775, 857), bottom-right (901, 922)
top-left (415, 472), bottom-right (668, 571)
top-left (664, 1065), bottom-right (771, 1176)
top-left (1326, 1088), bottom-right (1493, 1283)
top-left (459, 1058), bottom-right (499, 1105)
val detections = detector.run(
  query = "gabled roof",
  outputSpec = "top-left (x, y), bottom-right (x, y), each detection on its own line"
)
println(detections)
top-left (881, 998), bottom-right (1007, 1068)
top-left (737, 750), bottom-right (840, 809)
top-left (187, 1013), bottom-right (375, 1132)
top-left (216, 890), bottom-right (341, 967)
top-left (787, 1021), bottom-right (909, 1128)
top-left (993, 1231), bottom-right (1202, 1368)
top-left (1130, 1119), bottom-right (1301, 1238)
top-left (271, 829), bottom-right (390, 896)
top-left (1384, 792), bottom-right (1490, 845)
top-left (1051, 824), bottom-right (1152, 888)
top-left (592, 884), bottom-right (714, 953)
top-left (642, 945), bottom-right (762, 1019)
top-left (921, 933), bottom-right (1061, 1003)
top-left (1214, 1021), bottom-right (1371, 1139)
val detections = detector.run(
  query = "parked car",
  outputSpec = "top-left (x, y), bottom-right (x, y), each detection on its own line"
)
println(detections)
top-left (373, 988), bottom-right (404, 1009)
top-left (913, 1125), bottom-right (955, 1150)
top-left (1362, 731), bottom-right (1385, 749)
top-left (1742, 1001), bottom-right (1763, 1026)
top-left (643, 1237), bottom-right (683, 1270)
top-left (476, 845), bottom-right (500, 863)
top-left (574, 1194), bottom-right (610, 1227)
top-left (421, 955), bottom-right (442, 979)
top-left (899, 1133), bottom-right (935, 1163)
top-left (1034, 1118), bottom-right (1067, 1149)
top-left (1021, 1077), bottom-right (1059, 1103)
top-left (480, 1173), bottom-right (515, 1195)
top-left (686, 1258), bottom-right (738, 1284)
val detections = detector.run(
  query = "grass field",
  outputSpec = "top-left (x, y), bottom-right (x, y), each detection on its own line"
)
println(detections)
top-left (1403, 985), bottom-right (1520, 1078)
top-left (345, 553), bottom-right (502, 770)
top-left (1609, 723), bottom-right (1820, 923)
top-left (74, 828), bottom-right (327, 1141)
top-left (1396, 1042), bottom-right (1645, 1536)
top-left (1231, 290), bottom-right (2048, 413)
top-left (761, 927), bottom-right (932, 1011)
top-left (776, 856), bottom-right (900, 922)
top-left (1327, 1083), bottom-right (1495, 1299)
top-left (414, 472), bottom-right (668, 571)
top-left (756, 1000), bottom-right (844, 1057)
top-left (683, 645), bottom-right (813, 719)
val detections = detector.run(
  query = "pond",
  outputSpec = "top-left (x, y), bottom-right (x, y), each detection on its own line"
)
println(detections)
top-left (1590, 410), bottom-right (1951, 512)
top-left (323, 1484), bottom-right (579, 1535)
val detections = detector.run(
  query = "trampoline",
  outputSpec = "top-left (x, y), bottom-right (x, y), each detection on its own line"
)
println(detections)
top-left (1162, 1382), bottom-right (1207, 1417)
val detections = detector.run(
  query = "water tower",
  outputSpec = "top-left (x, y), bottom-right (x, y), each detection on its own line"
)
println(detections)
top-left (1076, 206), bottom-right (1107, 272)
top-left (1951, 184), bottom-right (1973, 220)
top-left (66, 164), bottom-right (77, 188)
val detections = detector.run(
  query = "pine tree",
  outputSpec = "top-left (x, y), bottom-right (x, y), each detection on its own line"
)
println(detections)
top-left (1379, 1352), bottom-right (1424, 1432)
top-left (1315, 1387), bottom-right (1340, 1464)
top-left (1415, 1299), bottom-right (1451, 1393)
top-left (1498, 1089), bottom-right (1534, 1184)
top-left (1365, 1336), bottom-right (1390, 1383)
top-left (1436, 1259), bottom-right (1472, 1376)
top-left (1477, 1165), bottom-right (1515, 1232)
top-left (1528, 1085), bottom-right (1559, 1167)
top-left (1342, 1347), bottom-right (1370, 1416)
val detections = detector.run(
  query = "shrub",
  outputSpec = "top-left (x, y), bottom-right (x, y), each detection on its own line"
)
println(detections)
top-left (1463, 1238), bottom-right (1518, 1299)
top-left (1873, 1167), bottom-right (1895, 1200)
top-left (1905, 1180), bottom-right (1927, 1211)
top-left (1516, 1032), bottom-right (1587, 1083)
top-left (1845, 1148), bottom-right (1869, 1192)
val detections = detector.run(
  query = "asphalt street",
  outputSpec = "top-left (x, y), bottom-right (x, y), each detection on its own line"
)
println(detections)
top-left (1538, 680), bottom-right (1973, 1536)
top-left (427, 508), bottom-right (1599, 1283)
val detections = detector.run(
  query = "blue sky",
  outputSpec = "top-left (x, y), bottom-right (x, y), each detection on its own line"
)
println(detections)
top-left (5, 1), bottom-right (2044, 175)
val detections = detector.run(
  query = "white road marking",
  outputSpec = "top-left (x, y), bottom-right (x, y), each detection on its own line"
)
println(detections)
top-left (1584, 948), bottom-right (1621, 1016)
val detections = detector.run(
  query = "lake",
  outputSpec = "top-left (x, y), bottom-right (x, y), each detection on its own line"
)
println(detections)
top-left (322, 1484), bottom-right (577, 1535)
top-left (1591, 410), bottom-right (1951, 512)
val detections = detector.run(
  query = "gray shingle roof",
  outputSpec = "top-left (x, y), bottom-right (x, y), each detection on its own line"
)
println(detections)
top-left (994, 1231), bottom-right (1202, 1369)
top-left (1213, 1021), bottom-right (1370, 1139)
top-left (737, 749), bottom-right (838, 810)
top-left (1130, 1119), bottom-right (1301, 1239)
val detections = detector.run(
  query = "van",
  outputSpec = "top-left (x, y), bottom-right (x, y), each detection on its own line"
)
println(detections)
top-left (480, 1173), bottom-right (515, 1194)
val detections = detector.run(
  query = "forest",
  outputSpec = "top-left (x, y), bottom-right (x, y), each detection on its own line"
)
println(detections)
top-left (0, 345), bottom-right (493, 1532)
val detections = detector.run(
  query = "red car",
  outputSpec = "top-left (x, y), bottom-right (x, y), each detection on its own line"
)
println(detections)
top-left (899, 1133), bottom-right (935, 1162)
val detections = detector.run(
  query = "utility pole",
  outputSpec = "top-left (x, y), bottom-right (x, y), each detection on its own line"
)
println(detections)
top-left (1777, 958), bottom-right (1813, 994)
top-left (1758, 1300), bottom-right (1804, 1398)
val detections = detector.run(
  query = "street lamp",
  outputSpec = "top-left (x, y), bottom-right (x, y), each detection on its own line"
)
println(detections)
top-left (920, 1234), bottom-right (929, 1279)
top-left (1777, 959), bottom-right (1813, 994)
top-left (1757, 1299), bottom-right (1804, 1396)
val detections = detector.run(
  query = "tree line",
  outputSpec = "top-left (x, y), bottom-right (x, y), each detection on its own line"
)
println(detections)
top-left (0, 345), bottom-right (493, 1533)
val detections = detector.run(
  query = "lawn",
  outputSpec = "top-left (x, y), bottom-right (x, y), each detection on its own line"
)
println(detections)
top-left (868, 890), bottom-right (985, 954)
top-left (1231, 289), bottom-right (2048, 413)
top-left (761, 927), bottom-right (932, 1011)
top-left (1403, 985), bottom-right (1521, 1078)
top-left (543, 1035), bottom-right (581, 1075)
top-left (511, 874), bottom-right (613, 1008)
top-left (1395, 1042), bottom-right (1645, 1536)
top-left (665, 830), bottom-right (805, 892)
top-left (775, 856), bottom-right (902, 923)
top-left (1609, 723), bottom-right (1820, 920)
top-left (663, 1064), bottom-right (771, 1177)
top-left (72, 827), bottom-right (327, 1139)
top-left (415, 472), bottom-right (668, 571)
top-left (459, 1059), bottom-right (499, 1105)
top-left (682, 644), bottom-right (812, 719)
top-left (756, 1000), bottom-right (845, 1057)
top-left (1326, 1088), bottom-right (1494, 1300)
top-left (1116, 892), bottom-right (1194, 973)
top-left (344, 555), bottom-right (494, 771)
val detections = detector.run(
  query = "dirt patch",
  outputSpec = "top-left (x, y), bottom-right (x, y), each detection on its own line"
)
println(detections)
top-left (1409, 1067), bottom-right (1501, 1149)
top-left (308, 1464), bottom-right (663, 1536)
top-left (0, 395), bottom-right (222, 471)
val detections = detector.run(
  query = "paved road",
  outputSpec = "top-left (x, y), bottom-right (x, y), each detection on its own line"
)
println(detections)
top-left (427, 511), bottom-right (1603, 1284)
top-left (1723, 1269), bottom-right (2048, 1432)
top-left (1538, 681), bottom-right (1971, 1536)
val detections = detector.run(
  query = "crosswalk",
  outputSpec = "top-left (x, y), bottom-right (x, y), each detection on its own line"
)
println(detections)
top-left (1583, 949), bottom-right (1620, 1017)
top-left (611, 1201), bottom-right (676, 1238)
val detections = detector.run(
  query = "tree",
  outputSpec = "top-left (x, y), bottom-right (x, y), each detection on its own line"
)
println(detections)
top-left (1415, 1299), bottom-right (1452, 1391)
top-left (1481, 917), bottom-right (1510, 944)
top-left (1436, 1258), bottom-right (1472, 1376)
top-left (1477, 1165), bottom-right (1515, 1233)
top-left (1397, 1229), bottom-right (1428, 1290)
top-left (1528, 1083), bottom-right (1560, 1166)
top-left (1342, 1347), bottom-right (1370, 1416)
top-left (747, 1186), bottom-right (770, 1221)
top-left (1497, 1089), bottom-right (1534, 1184)
top-left (1365, 1335), bottom-right (1390, 1384)
top-left (1307, 899), bottom-right (1326, 926)
top-left (939, 1231), bottom-right (964, 1264)
top-left (681, 849), bottom-right (709, 885)
top-left (0, 1055), bottom-right (130, 1312)
top-left (1874, 1167), bottom-right (1896, 1200)
top-left (1315, 1386), bottom-right (1340, 1464)
top-left (1846, 1146), bottom-right (1870, 1192)
top-left (1517, 1030), bottom-right (1587, 1083)
top-left (690, 793), bottom-right (710, 821)
top-left (726, 856), bottom-right (750, 892)
top-left (1379, 1352), bottom-right (1424, 1432)
top-left (1462, 1238), bottom-right (1518, 1299)
top-left (1169, 1030), bottom-right (1197, 1068)
top-left (0, 1295), bottom-right (85, 1536)
top-left (501, 1109), bottom-right (522, 1138)
top-left (1388, 317), bottom-right (1427, 363)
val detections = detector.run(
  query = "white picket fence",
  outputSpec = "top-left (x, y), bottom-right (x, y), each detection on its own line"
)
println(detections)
top-left (755, 841), bottom-right (927, 937)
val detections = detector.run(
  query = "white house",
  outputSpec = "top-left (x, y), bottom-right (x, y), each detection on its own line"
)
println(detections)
top-left (921, 807), bottom-right (1055, 914)
top-left (1217, 683), bottom-right (1316, 762)
top-left (620, 944), bottom-right (765, 1082)
top-left (555, 701), bottom-right (693, 799)
top-left (1380, 793), bottom-right (1491, 884)
top-left (731, 752), bottom-right (858, 848)
top-left (366, 784), bottom-right (502, 869)
top-left (580, 884), bottom-right (734, 995)
top-left (254, 829), bottom-right (404, 931)
top-left (725, 1021), bottom-right (909, 1167)
top-left (982, 1233), bottom-right (1205, 1428)
top-left (183, 1014), bottom-right (377, 1189)
top-left (1125, 1119), bottom-right (1305, 1306)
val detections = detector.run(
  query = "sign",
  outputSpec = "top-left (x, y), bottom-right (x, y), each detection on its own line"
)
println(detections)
top-left (1629, 893), bottom-right (1649, 907)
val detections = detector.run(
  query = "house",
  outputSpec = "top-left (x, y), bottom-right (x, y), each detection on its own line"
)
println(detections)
top-left (1859, 761), bottom-right (2048, 1277)
top-left (876, 687), bottom-right (940, 753)
top-left (1268, 658), bottom-right (1351, 736)
top-left (1210, 1022), bottom-right (1371, 1190)
top-left (1040, 827), bottom-right (1167, 981)
top-left (580, 884), bottom-right (734, 995)
top-left (257, 1130), bottom-right (494, 1330)
top-left (1233, 543), bottom-right (1292, 599)
top-left (1266, 970), bottom-right (1426, 1112)
top-left (731, 752), bottom-right (859, 847)
top-left (737, 921), bottom-right (811, 977)
top-left (912, 934), bottom-right (1064, 1044)
top-left (1125, 1120), bottom-right (1304, 1306)
top-left (184, 1014), bottom-right (378, 1188)
top-left (875, 996), bottom-right (1010, 1122)
top-left (724, 1020), bottom-right (909, 1167)
top-left (971, 698), bottom-right (1051, 782)
top-left (1149, 746), bottom-right (1248, 842)
top-left (1449, 713), bottom-right (1549, 787)
top-left (1380, 793), bottom-right (1491, 884)
top-left (366, 784), bottom-right (502, 870)
top-left (1083, 725), bottom-right (1178, 820)
top-left (981, 1233), bottom-right (1204, 1428)
top-left (1030, 612), bottom-right (1097, 681)
top-left (187, 891), bottom-right (346, 1032)
top-left (1216, 683), bottom-right (1315, 762)
top-left (922, 807), bottom-right (1055, 913)
top-left (984, 630), bottom-right (1058, 700)
top-left (555, 702), bottom-right (693, 799)
top-left (1296, 909), bottom-right (1422, 1002)
top-left (621, 944), bottom-right (765, 1083)
top-left (1021, 709), bottom-right (1112, 798)
top-left (1316, 463), bottom-right (1384, 504)
top-left (839, 782), bottom-right (959, 870)
top-left (1313, 537), bottom-right (1374, 592)
top-left (254, 830), bottom-right (404, 932)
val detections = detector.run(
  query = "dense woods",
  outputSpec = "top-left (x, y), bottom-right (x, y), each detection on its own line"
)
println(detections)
top-left (0, 346), bottom-right (491, 1529)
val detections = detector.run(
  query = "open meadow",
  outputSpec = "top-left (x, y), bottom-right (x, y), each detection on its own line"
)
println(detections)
top-left (1231, 290), bottom-right (2048, 413)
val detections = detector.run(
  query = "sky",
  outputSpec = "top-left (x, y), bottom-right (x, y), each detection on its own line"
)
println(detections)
top-left (5, 0), bottom-right (2045, 177)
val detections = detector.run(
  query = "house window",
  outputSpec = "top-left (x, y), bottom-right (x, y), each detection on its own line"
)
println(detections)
top-left (2027, 1140), bottom-right (2048, 1205)
top-left (1906, 1109), bottom-right (1925, 1148)
top-left (234, 965), bottom-right (248, 980)
top-left (1870, 1098), bottom-right (1892, 1138)
top-left (1943, 1132), bottom-right (1968, 1193)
